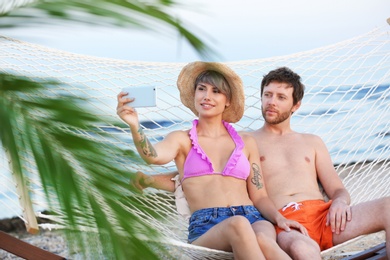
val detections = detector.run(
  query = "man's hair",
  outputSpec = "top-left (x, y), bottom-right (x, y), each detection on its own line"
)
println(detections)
top-left (260, 67), bottom-right (305, 105)
top-left (195, 70), bottom-right (232, 102)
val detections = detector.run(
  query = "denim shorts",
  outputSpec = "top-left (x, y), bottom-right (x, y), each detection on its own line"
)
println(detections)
top-left (188, 205), bottom-right (266, 243)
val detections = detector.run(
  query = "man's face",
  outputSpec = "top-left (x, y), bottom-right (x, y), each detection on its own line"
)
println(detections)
top-left (261, 81), bottom-right (297, 125)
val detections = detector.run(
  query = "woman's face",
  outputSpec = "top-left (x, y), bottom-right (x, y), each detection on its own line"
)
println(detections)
top-left (194, 82), bottom-right (230, 118)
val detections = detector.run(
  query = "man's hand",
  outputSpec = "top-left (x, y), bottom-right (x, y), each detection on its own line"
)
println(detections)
top-left (129, 171), bottom-right (154, 193)
top-left (326, 199), bottom-right (352, 234)
top-left (276, 217), bottom-right (309, 236)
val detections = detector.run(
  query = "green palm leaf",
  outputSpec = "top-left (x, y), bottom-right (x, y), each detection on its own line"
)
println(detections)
top-left (0, 0), bottom-right (219, 60)
top-left (0, 73), bottom-right (170, 258)
top-left (0, 1), bottom-right (216, 257)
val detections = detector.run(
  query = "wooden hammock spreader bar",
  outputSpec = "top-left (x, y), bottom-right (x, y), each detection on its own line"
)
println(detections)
top-left (0, 231), bottom-right (66, 260)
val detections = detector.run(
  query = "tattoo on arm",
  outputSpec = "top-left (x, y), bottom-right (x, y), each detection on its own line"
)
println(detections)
top-left (137, 126), bottom-right (157, 158)
top-left (251, 163), bottom-right (263, 189)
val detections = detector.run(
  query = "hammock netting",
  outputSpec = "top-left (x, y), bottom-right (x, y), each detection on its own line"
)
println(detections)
top-left (0, 25), bottom-right (389, 259)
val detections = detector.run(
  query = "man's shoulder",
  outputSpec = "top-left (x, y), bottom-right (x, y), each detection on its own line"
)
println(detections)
top-left (298, 132), bottom-right (323, 141)
top-left (246, 128), bottom-right (323, 141)
top-left (243, 129), bottom-right (260, 137)
top-left (241, 127), bottom-right (324, 140)
top-left (238, 130), bottom-right (256, 141)
top-left (289, 131), bottom-right (325, 146)
top-left (297, 131), bottom-right (319, 138)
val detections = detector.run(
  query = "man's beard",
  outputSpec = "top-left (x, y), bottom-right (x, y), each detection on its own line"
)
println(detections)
top-left (262, 108), bottom-right (291, 125)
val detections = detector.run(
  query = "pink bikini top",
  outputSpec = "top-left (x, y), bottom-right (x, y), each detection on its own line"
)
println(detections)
top-left (182, 119), bottom-right (250, 183)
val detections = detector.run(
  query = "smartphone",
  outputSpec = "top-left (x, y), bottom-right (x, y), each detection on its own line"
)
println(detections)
top-left (122, 86), bottom-right (157, 108)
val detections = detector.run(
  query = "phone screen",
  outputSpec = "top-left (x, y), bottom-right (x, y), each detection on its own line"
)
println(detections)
top-left (122, 86), bottom-right (156, 108)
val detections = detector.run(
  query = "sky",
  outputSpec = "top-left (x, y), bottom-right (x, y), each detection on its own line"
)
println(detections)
top-left (1, 0), bottom-right (390, 61)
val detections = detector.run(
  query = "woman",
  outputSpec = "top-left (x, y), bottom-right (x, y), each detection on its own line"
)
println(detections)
top-left (117, 61), bottom-right (306, 260)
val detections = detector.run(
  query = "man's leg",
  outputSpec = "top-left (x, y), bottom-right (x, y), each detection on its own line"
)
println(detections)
top-left (332, 197), bottom-right (390, 256)
top-left (277, 230), bottom-right (321, 260)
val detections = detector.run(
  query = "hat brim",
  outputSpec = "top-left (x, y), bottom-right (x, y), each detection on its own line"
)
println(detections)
top-left (177, 61), bottom-right (244, 123)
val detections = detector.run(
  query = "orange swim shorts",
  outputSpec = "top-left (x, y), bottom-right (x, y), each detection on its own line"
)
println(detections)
top-left (275, 199), bottom-right (333, 251)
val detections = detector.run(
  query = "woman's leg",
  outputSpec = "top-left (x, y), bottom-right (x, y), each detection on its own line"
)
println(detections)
top-left (192, 215), bottom-right (265, 260)
top-left (252, 220), bottom-right (292, 260)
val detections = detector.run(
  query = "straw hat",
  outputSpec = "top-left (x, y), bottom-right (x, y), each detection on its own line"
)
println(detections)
top-left (177, 61), bottom-right (244, 123)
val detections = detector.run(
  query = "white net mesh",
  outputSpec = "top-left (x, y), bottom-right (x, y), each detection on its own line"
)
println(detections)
top-left (1, 25), bottom-right (389, 258)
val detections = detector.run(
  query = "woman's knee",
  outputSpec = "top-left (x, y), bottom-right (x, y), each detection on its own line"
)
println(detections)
top-left (255, 231), bottom-right (279, 250)
top-left (254, 230), bottom-right (275, 243)
top-left (226, 216), bottom-right (253, 236)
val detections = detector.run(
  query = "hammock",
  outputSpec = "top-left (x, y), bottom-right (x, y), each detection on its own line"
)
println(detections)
top-left (0, 24), bottom-right (389, 259)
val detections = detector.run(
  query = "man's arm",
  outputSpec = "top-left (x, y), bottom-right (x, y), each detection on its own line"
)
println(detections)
top-left (130, 171), bottom-right (178, 193)
top-left (313, 134), bottom-right (352, 234)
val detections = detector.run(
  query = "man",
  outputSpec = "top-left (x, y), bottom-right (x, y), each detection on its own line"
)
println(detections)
top-left (131, 67), bottom-right (390, 259)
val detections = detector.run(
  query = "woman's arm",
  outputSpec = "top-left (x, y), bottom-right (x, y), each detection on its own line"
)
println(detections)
top-left (130, 171), bottom-right (178, 193)
top-left (244, 134), bottom-right (276, 219)
top-left (243, 134), bottom-right (308, 235)
top-left (117, 91), bottom-right (182, 164)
